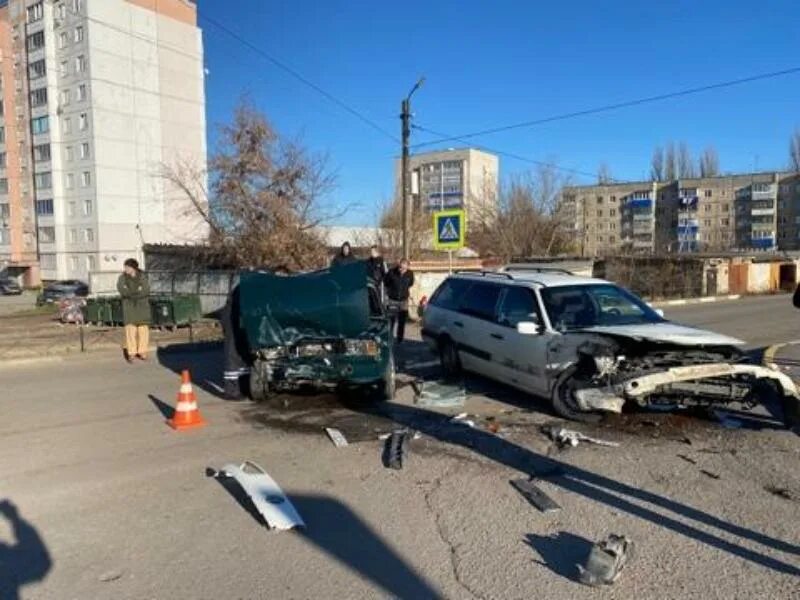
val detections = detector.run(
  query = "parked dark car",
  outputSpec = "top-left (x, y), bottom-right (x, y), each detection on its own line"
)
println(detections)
top-left (37, 280), bottom-right (89, 305)
top-left (0, 278), bottom-right (23, 295)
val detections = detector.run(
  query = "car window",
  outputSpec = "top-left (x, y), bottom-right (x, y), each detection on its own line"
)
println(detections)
top-left (459, 282), bottom-right (502, 321)
top-left (497, 286), bottom-right (541, 328)
top-left (429, 278), bottom-right (471, 311)
top-left (541, 284), bottom-right (663, 332)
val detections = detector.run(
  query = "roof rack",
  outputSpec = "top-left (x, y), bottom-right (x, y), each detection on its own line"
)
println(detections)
top-left (502, 266), bottom-right (574, 276)
top-left (454, 270), bottom-right (514, 280)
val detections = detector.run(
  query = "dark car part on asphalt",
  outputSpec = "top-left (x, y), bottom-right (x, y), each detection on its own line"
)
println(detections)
top-left (510, 478), bottom-right (562, 513)
top-left (384, 431), bottom-right (409, 470)
top-left (577, 534), bottom-right (634, 586)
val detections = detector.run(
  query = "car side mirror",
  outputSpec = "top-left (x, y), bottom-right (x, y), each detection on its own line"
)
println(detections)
top-left (655, 308), bottom-right (665, 318)
top-left (516, 321), bottom-right (540, 335)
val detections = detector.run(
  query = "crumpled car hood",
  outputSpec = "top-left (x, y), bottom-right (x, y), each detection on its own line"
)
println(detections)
top-left (239, 261), bottom-right (372, 349)
top-left (579, 322), bottom-right (745, 347)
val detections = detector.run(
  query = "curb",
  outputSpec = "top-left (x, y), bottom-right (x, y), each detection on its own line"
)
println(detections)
top-left (650, 294), bottom-right (742, 308)
top-left (763, 340), bottom-right (800, 369)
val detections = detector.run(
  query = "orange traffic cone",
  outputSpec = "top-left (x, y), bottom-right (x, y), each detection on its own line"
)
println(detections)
top-left (167, 370), bottom-right (207, 430)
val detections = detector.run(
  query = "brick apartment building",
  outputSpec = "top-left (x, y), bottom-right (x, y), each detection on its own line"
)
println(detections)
top-left (562, 171), bottom-right (800, 257)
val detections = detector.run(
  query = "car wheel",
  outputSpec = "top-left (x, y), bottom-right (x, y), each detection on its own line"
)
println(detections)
top-left (439, 337), bottom-right (462, 380)
top-left (381, 352), bottom-right (396, 401)
top-left (551, 366), bottom-right (604, 424)
top-left (249, 359), bottom-right (272, 403)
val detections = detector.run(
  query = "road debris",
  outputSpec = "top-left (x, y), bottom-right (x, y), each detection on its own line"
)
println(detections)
top-left (677, 454), bottom-right (697, 465)
top-left (577, 534), bottom-right (634, 586)
top-left (712, 410), bottom-right (743, 429)
top-left (541, 424), bottom-right (620, 449)
top-left (208, 461), bottom-right (304, 531)
top-left (450, 413), bottom-right (476, 428)
top-left (764, 485), bottom-right (795, 501)
top-left (510, 478), bottom-right (561, 513)
top-left (98, 570), bottom-right (123, 583)
top-left (325, 427), bottom-right (348, 448)
top-left (700, 469), bottom-right (721, 480)
top-left (415, 380), bottom-right (466, 408)
top-left (384, 431), bottom-right (409, 470)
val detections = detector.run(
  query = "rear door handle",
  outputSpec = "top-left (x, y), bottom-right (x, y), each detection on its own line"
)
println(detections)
top-left (453, 321), bottom-right (464, 328)
top-left (490, 333), bottom-right (504, 340)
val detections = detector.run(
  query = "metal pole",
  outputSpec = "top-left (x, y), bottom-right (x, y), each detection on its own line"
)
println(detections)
top-left (401, 98), bottom-right (410, 261)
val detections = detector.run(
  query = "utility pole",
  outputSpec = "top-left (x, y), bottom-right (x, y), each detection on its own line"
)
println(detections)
top-left (401, 78), bottom-right (424, 260)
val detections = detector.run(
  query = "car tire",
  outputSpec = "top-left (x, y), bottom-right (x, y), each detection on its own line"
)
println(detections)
top-left (371, 351), bottom-right (396, 402)
top-left (551, 366), bottom-right (604, 424)
top-left (249, 359), bottom-right (273, 403)
top-left (439, 336), bottom-right (462, 380)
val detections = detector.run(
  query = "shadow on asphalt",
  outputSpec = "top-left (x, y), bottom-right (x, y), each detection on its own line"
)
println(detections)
top-left (525, 531), bottom-right (593, 582)
top-left (157, 342), bottom-right (226, 399)
top-left (207, 475), bottom-right (440, 599)
top-left (148, 394), bottom-right (175, 421)
top-left (0, 500), bottom-right (52, 600)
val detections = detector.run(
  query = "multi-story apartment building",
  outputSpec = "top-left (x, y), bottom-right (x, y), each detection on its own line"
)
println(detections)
top-left (0, 0), bottom-right (207, 285)
top-left (563, 171), bottom-right (799, 257)
top-left (396, 148), bottom-right (499, 226)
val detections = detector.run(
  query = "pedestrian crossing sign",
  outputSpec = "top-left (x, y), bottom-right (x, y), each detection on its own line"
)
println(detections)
top-left (433, 209), bottom-right (465, 250)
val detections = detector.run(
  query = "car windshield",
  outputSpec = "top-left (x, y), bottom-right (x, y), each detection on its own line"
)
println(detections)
top-left (540, 284), bottom-right (664, 332)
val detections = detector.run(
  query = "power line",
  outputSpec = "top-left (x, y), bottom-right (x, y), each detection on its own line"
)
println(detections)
top-left (412, 66), bottom-right (800, 149)
top-left (197, 13), bottom-right (399, 143)
top-left (412, 124), bottom-right (603, 182)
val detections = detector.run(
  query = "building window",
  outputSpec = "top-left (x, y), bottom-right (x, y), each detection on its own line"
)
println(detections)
top-left (80, 142), bottom-right (89, 159)
top-left (59, 32), bottom-right (68, 49)
top-left (70, 256), bottom-right (79, 271)
top-left (27, 31), bottom-right (45, 52)
top-left (721, 218), bottom-right (730, 226)
top-left (0, 203), bottom-right (8, 217)
top-left (78, 113), bottom-right (88, 131)
top-left (86, 255), bottom-right (96, 271)
top-left (30, 88), bottom-right (48, 108)
top-left (596, 210), bottom-right (602, 217)
top-left (722, 203), bottom-right (729, 212)
top-left (610, 208), bottom-right (616, 216)
top-left (74, 26), bottom-right (84, 43)
top-left (76, 84), bottom-right (87, 102)
top-left (60, 90), bottom-right (70, 106)
top-left (75, 55), bottom-right (86, 73)
top-left (0, 126), bottom-right (4, 144)
top-left (0, 100), bottom-right (3, 117)
top-left (60, 61), bottom-right (68, 77)
top-left (57, 2), bottom-right (67, 18)
top-left (69, 229), bottom-right (77, 243)
top-left (609, 235), bottom-right (616, 243)
top-left (0, 229), bottom-right (9, 245)
top-left (31, 115), bottom-right (49, 135)
top-left (0, 179), bottom-right (7, 194)
top-left (35, 172), bottom-right (52, 189)
top-left (84, 228), bottom-right (93, 242)
top-left (28, 59), bottom-right (46, 80)
top-left (66, 173), bottom-right (74, 189)
top-left (705, 190), bottom-right (713, 198)
top-left (63, 118), bottom-right (72, 134)
top-left (68, 201), bottom-right (76, 216)
top-left (81, 171), bottom-right (91, 187)
top-left (610, 196), bottom-right (616, 202)
top-left (0, 152), bottom-right (5, 168)
top-left (704, 204), bottom-right (711, 212)
top-left (40, 254), bottom-right (56, 270)
top-left (83, 199), bottom-right (92, 215)
top-left (704, 219), bottom-right (711, 227)
top-left (72, 0), bottom-right (83, 13)
top-left (35, 199), bottom-right (54, 215)
top-left (38, 226), bottom-right (55, 243)
top-left (33, 144), bottom-right (51, 162)
top-left (596, 196), bottom-right (603, 203)
top-left (27, 2), bottom-right (44, 23)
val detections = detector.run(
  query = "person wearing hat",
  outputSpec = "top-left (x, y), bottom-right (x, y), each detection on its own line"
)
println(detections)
top-left (117, 258), bottom-right (151, 362)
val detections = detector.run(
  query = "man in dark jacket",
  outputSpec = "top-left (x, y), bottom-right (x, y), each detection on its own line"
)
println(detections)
top-left (117, 258), bottom-right (151, 362)
top-left (366, 245), bottom-right (387, 289)
top-left (331, 241), bottom-right (356, 267)
top-left (221, 279), bottom-right (251, 400)
top-left (384, 259), bottom-right (415, 343)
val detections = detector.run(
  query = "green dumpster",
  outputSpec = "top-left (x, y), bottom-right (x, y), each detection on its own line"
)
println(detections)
top-left (83, 298), bottom-right (102, 324)
top-left (109, 297), bottom-right (124, 325)
top-left (150, 294), bottom-right (201, 328)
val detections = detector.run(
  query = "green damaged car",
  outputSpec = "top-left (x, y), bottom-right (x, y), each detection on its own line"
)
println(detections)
top-left (239, 261), bottom-right (395, 402)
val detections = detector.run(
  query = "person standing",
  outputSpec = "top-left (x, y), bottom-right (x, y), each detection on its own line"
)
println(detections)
top-left (117, 258), bottom-right (151, 362)
top-left (384, 259), bottom-right (415, 344)
top-left (331, 241), bottom-right (357, 267)
top-left (366, 245), bottom-right (387, 289)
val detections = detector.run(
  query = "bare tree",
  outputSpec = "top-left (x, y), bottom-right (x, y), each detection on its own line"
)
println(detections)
top-left (664, 142), bottom-right (677, 181)
top-left (650, 146), bottom-right (664, 181)
top-left (698, 146), bottom-right (720, 177)
top-left (378, 196), bottom-right (429, 260)
top-left (597, 162), bottom-right (613, 185)
top-left (160, 100), bottom-right (338, 271)
top-left (790, 128), bottom-right (800, 172)
top-left (469, 165), bottom-right (575, 259)
top-left (677, 142), bottom-right (696, 178)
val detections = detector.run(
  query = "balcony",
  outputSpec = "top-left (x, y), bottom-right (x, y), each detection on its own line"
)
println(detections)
top-left (627, 198), bottom-right (653, 210)
top-left (632, 239), bottom-right (654, 249)
top-left (633, 221), bottom-right (653, 234)
top-left (751, 237), bottom-right (775, 249)
top-left (750, 207), bottom-right (775, 217)
top-left (751, 184), bottom-right (777, 201)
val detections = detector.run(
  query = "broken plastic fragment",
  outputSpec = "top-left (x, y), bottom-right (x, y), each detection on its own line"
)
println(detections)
top-left (325, 427), bottom-right (348, 448)
top-left (577, 534), bottom-right (634, 586)
top-left (542, 425), bottom-right (619, 449)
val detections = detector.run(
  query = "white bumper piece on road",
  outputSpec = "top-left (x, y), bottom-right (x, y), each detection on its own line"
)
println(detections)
top-left (212, 461), bottom-right (305, 531)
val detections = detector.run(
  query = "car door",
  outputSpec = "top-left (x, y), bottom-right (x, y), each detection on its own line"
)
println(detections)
top-left (486, 284), bottom-right (551, 396)
top-left (454, 281), bottom-right (503, 377)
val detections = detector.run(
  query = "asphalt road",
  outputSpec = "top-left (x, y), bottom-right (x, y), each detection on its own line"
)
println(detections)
top-left (1, 295), bottom-right (799, 599)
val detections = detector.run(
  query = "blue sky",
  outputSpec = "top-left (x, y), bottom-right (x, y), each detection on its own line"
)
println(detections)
top-left (200, 0), bottom-right (800, 225)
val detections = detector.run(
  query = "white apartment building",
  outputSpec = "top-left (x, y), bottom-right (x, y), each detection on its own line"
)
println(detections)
top-left (0, 0), bottom-right (207, 284)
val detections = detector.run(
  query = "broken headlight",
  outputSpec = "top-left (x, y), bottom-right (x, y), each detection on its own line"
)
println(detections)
top-left (344, 339), bottom-right (380, 356)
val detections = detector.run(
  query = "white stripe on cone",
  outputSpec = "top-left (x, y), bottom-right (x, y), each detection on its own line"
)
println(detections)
top-left (175, 401), bottom-right (198, 412)
top-left (180, 383), bottom-right (193, 394)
